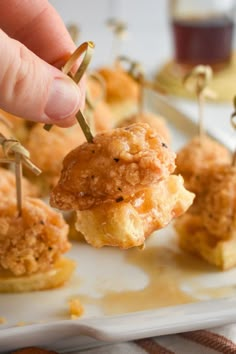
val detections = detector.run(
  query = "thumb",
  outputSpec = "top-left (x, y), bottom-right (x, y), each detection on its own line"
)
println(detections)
top-left (0, 29), bottom-right (83, 127)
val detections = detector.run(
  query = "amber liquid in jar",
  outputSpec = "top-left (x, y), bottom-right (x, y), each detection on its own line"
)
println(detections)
top-left (172, 15), bottom-right (234, 68)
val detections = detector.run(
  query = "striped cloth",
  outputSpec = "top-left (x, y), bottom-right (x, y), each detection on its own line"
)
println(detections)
top-left (74, 326), bottom-right (236, 354)
top-left (15, 325), bottom-right (236, 354)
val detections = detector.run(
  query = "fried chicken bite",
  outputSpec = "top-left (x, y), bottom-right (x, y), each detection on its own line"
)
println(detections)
top-left (175, 213), bottom-right (236, 270)
top-left (0, 168), bottom-right (39, 200)
top-left (25, 124), bottom-right (85, 195)
top-left (175, 163), bottom-right (236, 269)
top-left (0, 198), bottom-right (74, 292)
top-left (202, 164), bottom-right (236, 240)
top-left (175, 135), bottom-right (231, 194)
top-left (50, 122), bottom-right (194, 248)
top-left (117, 112), bottom-right (171, 145)
top-left (98, 67), bottom-right (139, 124)
top-left (50, 123), bottom-right (176, 211)
top-left (0, 198), bottom-right (70, 276)
top-left (76, 175), bottom-right (194, 248)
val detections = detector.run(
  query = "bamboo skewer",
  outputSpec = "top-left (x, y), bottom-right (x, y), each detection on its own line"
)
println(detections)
top-left (44, 41), bottom-right (95, 143)
top-left (85, 72), bottom-right (107, 135)
top-left (183, 65), bottom-right (216, 143)
top-left (67, 24), bottom-right (80, 44)
top-left (107, 19), bottom-right (127, 64)
top-left (0, 133), bottom-right (41, 216)
top-left (116, 56), bottom-right (166, 115)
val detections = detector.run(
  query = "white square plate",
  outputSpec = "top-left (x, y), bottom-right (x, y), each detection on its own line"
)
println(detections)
top-left (1, 92), bottom-right (235, 353)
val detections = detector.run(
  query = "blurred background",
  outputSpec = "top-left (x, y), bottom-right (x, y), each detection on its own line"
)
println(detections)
top-left (49, 0), bottom-right (171, 73)
top-left (49, 0), bottom-right (236, 148)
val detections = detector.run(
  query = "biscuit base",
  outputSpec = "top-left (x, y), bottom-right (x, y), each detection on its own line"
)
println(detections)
top-left (0, 258), bottom-right (75, 293)
top-left (175, 214), bottom-right (236, 270)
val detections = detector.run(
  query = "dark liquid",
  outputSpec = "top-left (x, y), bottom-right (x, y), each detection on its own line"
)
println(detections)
top-left (172, 16), bottom-right (234, 68)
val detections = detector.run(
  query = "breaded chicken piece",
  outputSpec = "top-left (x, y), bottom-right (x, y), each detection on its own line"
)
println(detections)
top-left (75, 175), bottom-right (194, 248)
top-left (175, 135), bottom-right (231, 194)
top-left (0, 198), bottom-right (70, 276)
top-left (50, 123), bottom-right (176, 211)
top-left (202, 164), bottom-right (236, 240)
top-left (25, 124), bottom-right (85, 193)
top-left (98, 67), bottom-right (139, 124)
top-left (0, 167), bottom-right (39, 199)
top-left (175, 213), bottom-right (236, 270)
top-left (117, 112), bottom-right (171, 145)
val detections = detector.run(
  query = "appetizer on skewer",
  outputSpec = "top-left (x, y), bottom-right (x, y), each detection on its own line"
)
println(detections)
top-left (175, 163), bottom-right (236, 270)
top-left (50, 123), bottom-right (194, 249)
top-left (0, 197), bottom-right (74, 293)
top-left (175, 71), bottom-right (235, 269)
top-left (0, 137), bottom-right (74, 293)
top-left (175, 136), bottom-right (231, 195)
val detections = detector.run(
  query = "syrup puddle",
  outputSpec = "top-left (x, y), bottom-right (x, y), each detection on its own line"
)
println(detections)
top-left (79, 245), bottom-right (236, 315)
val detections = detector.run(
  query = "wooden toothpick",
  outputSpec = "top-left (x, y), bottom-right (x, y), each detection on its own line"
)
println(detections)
top-left (107, 19), bottom-right (128, 64)
top-left (15, 152), bottom-right (23, 216)
top-left (67, 24), bottom-right (80, 44)
top-left (117, 56), bottom-right (166, 116)
top-left (183, 65), bottom-right (216, 142)
top-left (44, 41), bottom-right (95, 143)
top-left (0, 134), bottom-right (41, 216)
top-left (85, 72), bottom-right (106, 135)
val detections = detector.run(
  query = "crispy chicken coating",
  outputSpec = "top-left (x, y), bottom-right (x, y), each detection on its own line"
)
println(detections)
top-left (50, 123), bottom-right (176, 211)
top-left (117, 112), bottom-right (171, 145)
top-left (175, 135), bottom-right (231, 194)
top-left (25, 124), bottom-right (85, 192)
top-left (75, 175), bottom-right (194, 248)
top-left (0, 198), bottom-right (70, 276)
top-left (0, 167), bottom-right (39, 200)
top-left (202, 164), bottom-right (236, 240)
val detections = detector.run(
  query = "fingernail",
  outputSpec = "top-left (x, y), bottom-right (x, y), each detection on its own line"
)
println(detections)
top-left (45, 77), bottom-right (80, 120)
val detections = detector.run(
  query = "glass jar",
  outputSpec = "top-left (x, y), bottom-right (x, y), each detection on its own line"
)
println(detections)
top-left (170, 0), bottom-right (235, 69)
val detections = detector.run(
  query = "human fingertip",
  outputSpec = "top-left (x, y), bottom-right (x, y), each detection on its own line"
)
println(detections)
top-left (44, 76), bottom-right (81, 121)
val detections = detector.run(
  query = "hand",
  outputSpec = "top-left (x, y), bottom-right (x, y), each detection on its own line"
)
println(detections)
top-left (0, 0), bottom-right (85, 127)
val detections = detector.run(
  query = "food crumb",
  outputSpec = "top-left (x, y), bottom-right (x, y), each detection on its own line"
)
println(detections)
top-left (16, 321), bottom-right (26, 327)
top-left (68, 298), bottom-right (84, 319)
top-left (0, 317), bottom-right (6, 324)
